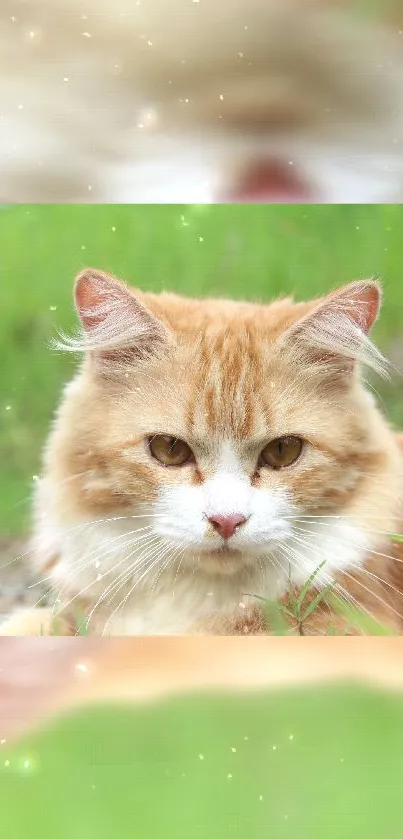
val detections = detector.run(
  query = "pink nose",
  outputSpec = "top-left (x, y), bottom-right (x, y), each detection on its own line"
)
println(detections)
top-left (208, 514), bottom-right (247, 540)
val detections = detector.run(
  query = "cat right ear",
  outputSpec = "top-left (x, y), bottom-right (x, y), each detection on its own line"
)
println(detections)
top-left (56, 268), bottom-right (169, 365)
top-left (278, 280), bottom-right (388, 380)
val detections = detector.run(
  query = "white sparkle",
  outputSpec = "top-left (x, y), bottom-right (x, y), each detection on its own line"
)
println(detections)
top-left (5, 406), bottom-right (11, 412)
top-left (198, 753), bottom-right (204, 760)
top-left (81, 245), bottom-right (86, 250)
top-left (231, 747), bottom-right (237, 753)
top-left (111, 226), bottom-right (116, 232)
top-left (4, 760), bottom-right (9, 767)
top-left (227, 773), bottom-right (233, 780)
top-left (238, 52), bottom-right (244, 58)
top-left (147, 40), bottom-right (153, 46)
top-left (138, 108), bottom-right (159, 129)
top-left (259, 795), bottom-right (263, 801)
top-left (49, 305), bottom-right (57, 311)
top-left (0, 739), bottom-right (6, 745)
top-left (272, 745), bottom-right (277, 751)
top-left (87, 185), bottom-right (92, 192)
top-left (82, 32), bottom-right (92, 38)
top-left (32, 475), bottom-right (39, 482)
top-left (17, 104), bottom-right (24, 110)
top-left (289, 734), bottom-right (294, 741)
top-left (219, 94), bottom-right (224, 101)
top-left (63, 77), bottom-right (70, 83)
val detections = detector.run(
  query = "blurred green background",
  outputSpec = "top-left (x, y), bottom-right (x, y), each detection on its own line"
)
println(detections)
top-left (1, 203), bottom-right (403, 536)
top-left (2, 683), bottom-right (403, 838)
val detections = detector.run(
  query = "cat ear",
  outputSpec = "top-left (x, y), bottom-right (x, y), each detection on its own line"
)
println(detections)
top-left (58, 268), bottom-right (169, 365)
top-left (280, 280), bottom-right (387, 378)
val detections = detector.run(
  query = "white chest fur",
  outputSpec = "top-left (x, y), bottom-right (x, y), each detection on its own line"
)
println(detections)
top-left (35, 513), bottom-right (371, 636)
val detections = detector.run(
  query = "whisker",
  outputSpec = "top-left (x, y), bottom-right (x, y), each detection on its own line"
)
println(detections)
top-left (287, 528), bottom-right (403, 627)
top-left (85, 534), bottom-right (163, 621)
top-left (50, 533), bottom-right (161, 620)
top-left (101, 540), bottom-right (179, 635)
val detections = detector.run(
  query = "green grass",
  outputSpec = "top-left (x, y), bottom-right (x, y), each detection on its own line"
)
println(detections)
top-left (2, 684), bottom-right (403, 838)
top-left (1, 203), bottom-right (403, 535)
top-left (258, 560), bottom-right (398, 637)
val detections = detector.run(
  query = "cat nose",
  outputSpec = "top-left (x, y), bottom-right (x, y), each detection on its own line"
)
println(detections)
top-left (208, 514), bottom-right (248, 540)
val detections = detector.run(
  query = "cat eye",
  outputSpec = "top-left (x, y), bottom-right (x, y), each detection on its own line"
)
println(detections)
top-left (148, 435), bottom-right (194, 467)
top-left (260, 436), bottom-right (303, 469)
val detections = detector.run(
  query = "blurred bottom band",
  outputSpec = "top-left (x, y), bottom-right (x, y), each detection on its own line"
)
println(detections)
top-left (1, 637), bottom-right (403, 744)
top-left (2, 642), bottom-right (403, 838)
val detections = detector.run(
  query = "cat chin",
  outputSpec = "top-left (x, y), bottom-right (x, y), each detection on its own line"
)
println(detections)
top-left (178, 545), bottom-right (270, 578)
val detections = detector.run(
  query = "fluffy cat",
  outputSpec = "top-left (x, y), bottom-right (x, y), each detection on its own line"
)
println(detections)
top-left (1, 269), bottom-right (403, 636)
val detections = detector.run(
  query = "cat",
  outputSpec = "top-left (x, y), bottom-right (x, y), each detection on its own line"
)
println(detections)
top-left (1, 268), bottom-right (403, 636)
top-left (2, 0), bottom-right (403, 202)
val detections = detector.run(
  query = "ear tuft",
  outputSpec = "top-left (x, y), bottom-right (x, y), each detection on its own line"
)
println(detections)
top-left (55, 268), bottom-right (168, 364)
top-left (328, 280), bottom-right (381, 335)
top-left (282, 280), bottom-right (388, 378)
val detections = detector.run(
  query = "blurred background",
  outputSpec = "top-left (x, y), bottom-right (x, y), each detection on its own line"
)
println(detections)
top-left (2, 637), bottom-right (403, 838)
top-left (2, 0), bottom-right (403, 201)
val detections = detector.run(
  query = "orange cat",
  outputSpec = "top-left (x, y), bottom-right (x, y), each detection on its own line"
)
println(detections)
top-left (1, 269), bottom-right (403, 636)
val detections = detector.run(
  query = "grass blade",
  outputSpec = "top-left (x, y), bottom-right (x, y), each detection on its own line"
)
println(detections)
top-left (296, 561), bottom-right (327, 611)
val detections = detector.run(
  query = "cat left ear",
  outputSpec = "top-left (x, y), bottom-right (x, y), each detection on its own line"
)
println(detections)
top-left (56, 268), bottom-right (169, 366)
top-left (281, 280), bottom-right (387, 377)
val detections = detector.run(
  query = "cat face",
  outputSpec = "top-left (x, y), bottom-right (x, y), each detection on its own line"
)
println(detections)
top-left (48, 269), bottom-right (387, 583)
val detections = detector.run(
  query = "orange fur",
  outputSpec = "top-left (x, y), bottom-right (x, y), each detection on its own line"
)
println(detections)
top-left (1, 269), bottom-right (402, 636)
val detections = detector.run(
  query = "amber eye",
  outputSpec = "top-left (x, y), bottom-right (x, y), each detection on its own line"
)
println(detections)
top-left (148, 435), bottom-right (194, 467)
top-left (260, 436), bottom-right (303, 469)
